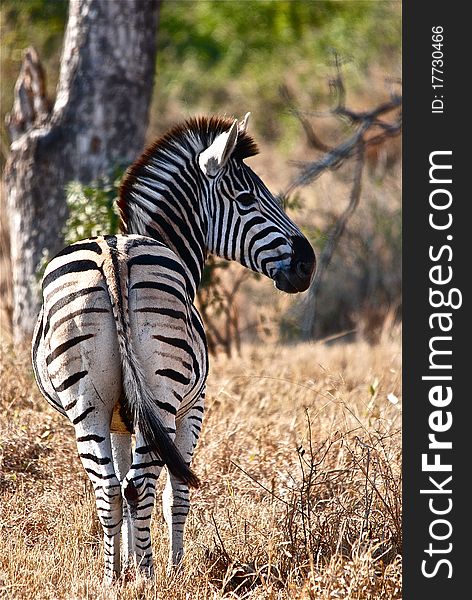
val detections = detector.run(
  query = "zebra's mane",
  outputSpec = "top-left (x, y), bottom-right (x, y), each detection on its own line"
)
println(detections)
top-left (119, 115), bottom-right (259, 230)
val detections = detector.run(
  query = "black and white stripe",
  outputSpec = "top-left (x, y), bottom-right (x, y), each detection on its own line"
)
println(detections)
top-left (32, 114), bottom-right (315, 583)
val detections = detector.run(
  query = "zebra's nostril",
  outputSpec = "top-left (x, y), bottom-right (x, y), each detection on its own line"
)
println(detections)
top-left (296, 261), bottom-right (312, 279)
top-left (291, 236), bottom-right (316, 280)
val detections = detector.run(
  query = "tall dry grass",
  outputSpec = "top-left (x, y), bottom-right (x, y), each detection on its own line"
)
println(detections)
top-left (0, 327), bottom-right (401, 599)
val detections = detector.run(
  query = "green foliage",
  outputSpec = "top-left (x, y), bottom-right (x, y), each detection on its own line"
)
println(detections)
top-left (63, 167), bottom-right (123, 245)
top-left (2, 0), bottom-right (401, 151)
top-left (35, 166), bottom-right (123, 281)
top-left (1, 0), bottom-right (67, 57)
top-left (1, 0), bottom-right (67, 150)
top-left (155, 0), bottom-right (401, 140)
top-left (159, 0), bottom-right (400, 75)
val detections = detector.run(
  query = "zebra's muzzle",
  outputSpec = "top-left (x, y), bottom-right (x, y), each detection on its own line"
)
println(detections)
top-left (274, 269), bottom-right (311, 293)
top-left (274, 236), bottom-right (316, 294)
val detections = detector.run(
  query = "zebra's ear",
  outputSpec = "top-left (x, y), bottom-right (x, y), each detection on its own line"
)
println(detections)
top-left (199, 119), bottom-right (239, 176)
top-left (239, 112), bottom-right (250, 134)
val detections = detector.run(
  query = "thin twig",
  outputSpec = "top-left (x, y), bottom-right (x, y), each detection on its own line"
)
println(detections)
top-left (301, 145), bottom-right (365, 339)
top-left (211, 511), bottom-right (232, 564)
top-left (230, 460), bottom-right (296, 511)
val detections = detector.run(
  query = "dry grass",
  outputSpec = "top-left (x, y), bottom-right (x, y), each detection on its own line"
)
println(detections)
top-left (0, 328), bottom-right (401, 599)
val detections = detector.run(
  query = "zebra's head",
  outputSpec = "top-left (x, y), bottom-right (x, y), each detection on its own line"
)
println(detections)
top-left (198, 114), bottom-right (316, 293)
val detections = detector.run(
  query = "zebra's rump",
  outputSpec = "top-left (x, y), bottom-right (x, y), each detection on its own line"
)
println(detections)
top-left (33, 234), bottom-right (207, 428)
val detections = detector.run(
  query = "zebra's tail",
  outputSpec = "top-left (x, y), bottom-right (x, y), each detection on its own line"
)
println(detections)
top-left (121, 352), bottom-right (200, 489)
top-left (102, 249), bottom-right (200, 489)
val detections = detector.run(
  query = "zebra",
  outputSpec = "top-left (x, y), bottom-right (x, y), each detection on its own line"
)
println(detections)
top-left (32, 113), bottom-right (316, 583)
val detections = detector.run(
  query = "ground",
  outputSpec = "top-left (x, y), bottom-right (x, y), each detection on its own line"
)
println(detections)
top-left (0, 330), bottom-right (401, 599)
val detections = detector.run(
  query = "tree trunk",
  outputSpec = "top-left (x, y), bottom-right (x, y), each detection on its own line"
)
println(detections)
top-left (4, 0), bottom-right (160, 342)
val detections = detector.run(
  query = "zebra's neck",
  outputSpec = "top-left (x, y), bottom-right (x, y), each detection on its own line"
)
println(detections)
top-left (119, 136), bottom-right (209, 300)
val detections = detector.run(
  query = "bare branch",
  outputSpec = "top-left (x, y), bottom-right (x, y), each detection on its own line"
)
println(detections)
top-left (286, 122), bottom-right (369, 195)
top-left (283, 57), bottom-right (401, 199)
top-left (301, 146), bottom-right (365, 340)
top-left (329, 51), bottom-right (346, 111)
top-left (280, 85), bottom-right (332, 153)
top-left (334, 95), bottom-right (402, 124)
top-left (286, 98), bottom-right (401, 196)
top-left (285, 72), bottom-right (402, 340)
top-left (197, 262), bottom-right (249, 357)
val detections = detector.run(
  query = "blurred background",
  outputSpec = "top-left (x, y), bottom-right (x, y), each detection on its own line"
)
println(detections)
top-left (1, 0), bottom-right (401, 349)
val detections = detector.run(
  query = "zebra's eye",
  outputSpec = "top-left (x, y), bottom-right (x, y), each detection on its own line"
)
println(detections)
top-left (237, 193), bottom-right (257, 207)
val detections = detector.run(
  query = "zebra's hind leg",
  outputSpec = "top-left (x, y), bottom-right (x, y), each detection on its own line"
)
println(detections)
top-left (74, 422), bottom-right (123, 584)
top-left (121, 430), bottom-right (164, 578)
top-left (164, 395), bottom-right (205, 571)
top-left (162, 472), bottom-right (190, 572)
top-left (110, 432), bottom-right (133, 572)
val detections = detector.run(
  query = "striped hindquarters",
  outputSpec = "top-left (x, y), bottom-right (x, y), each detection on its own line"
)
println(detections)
top-left (32, 234), bottom-right (201, 487)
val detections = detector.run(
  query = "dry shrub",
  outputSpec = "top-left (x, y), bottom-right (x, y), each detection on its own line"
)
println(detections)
top-left (0, 329), bottom-right (401, 599)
